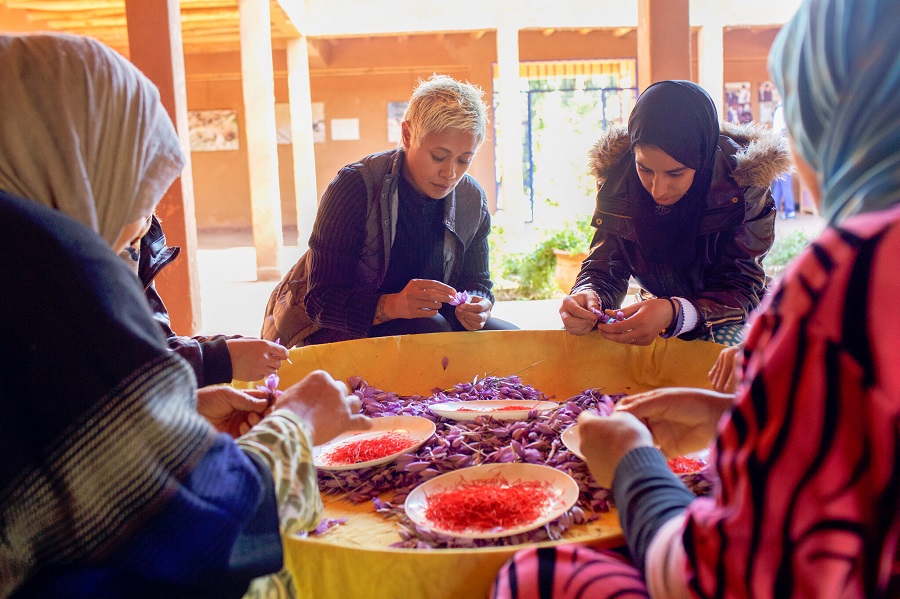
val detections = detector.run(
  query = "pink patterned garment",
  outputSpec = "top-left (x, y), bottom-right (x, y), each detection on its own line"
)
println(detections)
top-left (492, 545), bottom-right (649, 599)
top-left (683, 205), bottom-right (900, 597)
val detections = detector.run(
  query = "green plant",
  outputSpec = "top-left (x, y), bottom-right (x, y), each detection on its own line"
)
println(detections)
top-left (766, 229), bottom-right (813, 269)
top-left (491, 220), bottom-right (593, 300)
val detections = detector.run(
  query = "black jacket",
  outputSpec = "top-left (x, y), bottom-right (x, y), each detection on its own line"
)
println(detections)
top-left (262, 148), bottom-right (493, 348)
top-left (138, 216), bottom-right (234, 386)
top-left (574, 122), bottom-right (791, 339)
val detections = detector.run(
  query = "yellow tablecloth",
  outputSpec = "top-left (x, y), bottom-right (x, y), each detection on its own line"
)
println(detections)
top-left (260, 330), bottom-right (724, 599)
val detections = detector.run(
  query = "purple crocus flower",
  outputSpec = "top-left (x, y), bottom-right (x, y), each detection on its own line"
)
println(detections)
top-left (449, 291), bottom-right (469, 306)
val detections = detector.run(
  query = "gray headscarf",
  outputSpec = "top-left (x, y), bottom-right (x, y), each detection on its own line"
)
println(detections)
top-left (0, 33), bottom-right (184, 246)
top-left (769, 0), bottom-right (900, 225)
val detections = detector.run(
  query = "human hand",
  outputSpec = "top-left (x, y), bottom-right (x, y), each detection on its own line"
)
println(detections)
top-left (383, 279), bottom-right (457, 321)
top-left (595, 298), bottom-right (674, 346)
top-left (614, 387), bottom-right (734, 457)
top-left (196, 386), bottom-right (271, 438)
top-left (272, 370), bottom-right (372, 446)
top-left (226, 338), bottom-right (290, 381)
top-left (709, 344), bottom-right (743, 393)
top-left (578, 411), bottom-right (655, 489)
top-left (560, 290), bottom-right (602, 336)
top-left (455, 294), bottom-right (491, 331)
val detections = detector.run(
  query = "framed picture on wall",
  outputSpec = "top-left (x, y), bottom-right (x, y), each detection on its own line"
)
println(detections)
top-left (188, 109), bottom-right (239, 151)
top-left (724, 82), bottom-right (752, 124)
top-left (757, 81), bottom-right (782, 125)
top-left (387, 101), bottom-right (408, 143)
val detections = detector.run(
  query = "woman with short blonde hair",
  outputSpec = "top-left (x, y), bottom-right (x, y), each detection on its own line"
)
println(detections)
top-left (263, 74), bottom-right (517, 348)
top-left (403, 74), bottom-right (489, 147)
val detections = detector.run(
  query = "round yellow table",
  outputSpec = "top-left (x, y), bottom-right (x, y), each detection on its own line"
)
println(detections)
top-left (262, 330), bottom-right (723, 599)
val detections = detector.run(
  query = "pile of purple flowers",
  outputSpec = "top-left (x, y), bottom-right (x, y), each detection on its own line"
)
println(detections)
top-left (317, 375), bottom-right (623, 548)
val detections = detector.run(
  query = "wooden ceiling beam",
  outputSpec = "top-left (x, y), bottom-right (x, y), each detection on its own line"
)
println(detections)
top-left (6, 0), bottom-right (237, 9)
top-left (270, 1), bottom-right (300, 37)
top-left (45, 7), bottom-right (239, 28)
top-left (25, 8), bottom-right (124, 21)
top-left (180, 0), bottom-right (237, 7)
top-left (6, 0), bottom-right (123, 9)
top-left (5, 0), bottom-right (302, 52)
top-left (305, 37), bottom-right (332, 68)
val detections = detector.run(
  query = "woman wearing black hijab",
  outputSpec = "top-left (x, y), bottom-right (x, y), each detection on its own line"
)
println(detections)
top-left (560, 80), bottom-right (791, 346)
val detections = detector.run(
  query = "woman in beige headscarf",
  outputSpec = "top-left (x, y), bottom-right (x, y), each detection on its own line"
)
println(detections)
top-left (0, 30), bottom-right (289, 389)
top-left (0, 33), bottom-right (369, 598)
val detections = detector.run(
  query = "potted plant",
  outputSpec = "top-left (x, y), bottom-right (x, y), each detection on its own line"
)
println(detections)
top-left (492, 220), bottom-right (593, 300)
top-left (552, 246), bottom-right (589, 294)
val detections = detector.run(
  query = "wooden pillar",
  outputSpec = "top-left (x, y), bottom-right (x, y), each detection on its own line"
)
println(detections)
top-left (239, 0), bottom-right (283, 281)
top-left (287, 37), bottom-right (318, 252)
top-left (637, 0), bottom-right (692, 92)
top-left (125, 0), bottom-right (202, 335)
top-left (697, 21), bottom-right (725, 121)
top-left (495, 24), bottom-right (527, 248)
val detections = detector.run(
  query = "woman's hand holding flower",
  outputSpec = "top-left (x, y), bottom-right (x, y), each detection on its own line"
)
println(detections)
top-left (455, 294), bottom-right (491, 330)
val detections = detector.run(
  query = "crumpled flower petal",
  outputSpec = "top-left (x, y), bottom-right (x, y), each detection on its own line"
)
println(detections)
top-left (313, 517), bottom-right (348, 536)
top-left (448, 291), bottom-right (469, 306)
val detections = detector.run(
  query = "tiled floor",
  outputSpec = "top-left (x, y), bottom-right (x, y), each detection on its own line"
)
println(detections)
top-left (195, 211), bottom-right (825, 337)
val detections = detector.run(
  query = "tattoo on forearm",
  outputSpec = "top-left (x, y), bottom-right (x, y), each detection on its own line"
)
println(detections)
top-left (374, 295), bottom-right (389, 324)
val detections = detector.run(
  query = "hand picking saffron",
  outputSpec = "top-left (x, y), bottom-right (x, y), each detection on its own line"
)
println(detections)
top-left (257, 373), bottom-right (281, 407)
top-left (667, 455), bottom-right (706, 474)
top-left (449, 291), bottom-right (469, 306)
top-left (323, 433), bottom-right (417, 466)
top-left (424, 476), bottom-right (556, 533)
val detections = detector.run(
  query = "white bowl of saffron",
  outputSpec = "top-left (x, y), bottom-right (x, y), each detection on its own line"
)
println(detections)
top-left (404, 463), bottom-right (579, 539)
top-left (428, 399), bottom-right (559, 422)
top-left (562, 424), bottom-right (711, 492)
top-left (314, 415), bottom-right (436, 471)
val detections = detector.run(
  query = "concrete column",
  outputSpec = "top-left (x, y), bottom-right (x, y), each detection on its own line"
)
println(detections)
top-left (495, 24), bottom-right (527, 245)
top-left (125, 0), bottom-right (202, 335)
top-left (239, 0), bottom-right (283, 281)
top-left (697, 20), bottom-right (725, 121)
top-left (287, 37), bottom-right (318, 252)
top-left (637, 0), bottom-right (691, 92)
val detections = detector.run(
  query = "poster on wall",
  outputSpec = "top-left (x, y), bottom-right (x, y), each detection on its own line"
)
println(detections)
top-left (387, 101), bottom-right (408, 143)
top-left (274, 103), bottom-right (292, 144)
top-left (312, 102), bottom-right (326, 143)
top-left (757, 81), bottom-right (782, 125)
top-left (724, 82), bottom-right (752, 124)
top-left (331, 118), bottom-right (360, 141)
top-left (188, 109), bottom-right (239, 151)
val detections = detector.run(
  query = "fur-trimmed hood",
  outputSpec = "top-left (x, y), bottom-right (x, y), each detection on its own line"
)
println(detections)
top-left (588, 122), bottom-right (792, 188)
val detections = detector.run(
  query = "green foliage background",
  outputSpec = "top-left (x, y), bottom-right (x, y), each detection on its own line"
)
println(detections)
top-left (491, 219), bottom-right (594, 300)
top-left (491, 222), bottom-right (813, 301)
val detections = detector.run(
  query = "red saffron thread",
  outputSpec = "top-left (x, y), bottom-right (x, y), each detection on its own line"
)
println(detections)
top-left (324, 433), bottom-right (417, 465)
top-left (424, 475), bottom-right (556, 532)
top-left (667, 456), bottom-right (706, 474)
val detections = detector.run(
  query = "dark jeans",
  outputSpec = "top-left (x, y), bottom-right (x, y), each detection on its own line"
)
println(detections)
top-left (306, 311), bottom-right (518, 345)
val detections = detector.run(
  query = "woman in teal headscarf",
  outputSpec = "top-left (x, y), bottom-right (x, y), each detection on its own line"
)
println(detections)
top-left (491, 0), bottom-right (900, 596)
